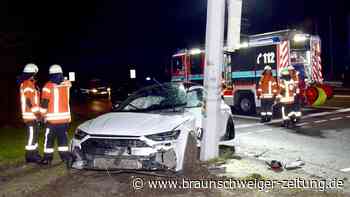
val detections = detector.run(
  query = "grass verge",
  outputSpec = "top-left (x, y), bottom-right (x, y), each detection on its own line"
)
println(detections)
top-left (0, 118), bottom-right (83, 168)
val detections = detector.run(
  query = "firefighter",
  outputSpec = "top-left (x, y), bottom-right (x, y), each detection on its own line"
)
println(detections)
top-left (288, 65), bottom-right (302, 121)
top-left (40, 65), bottom-right (72, 165)
top-left (257, 65), bottom-right (278, 122)
top-left (18, 63), bottom-right (42, 163)
top-left (278, 68), bottom-right (297, 127)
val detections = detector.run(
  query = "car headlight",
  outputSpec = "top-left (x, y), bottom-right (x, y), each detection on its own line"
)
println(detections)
top-left (145, 130), bottom-right (181, 141)
top-left (74, 129), bottom-right (88, 140)
top-left (90, 88), bottom-right (98, 93)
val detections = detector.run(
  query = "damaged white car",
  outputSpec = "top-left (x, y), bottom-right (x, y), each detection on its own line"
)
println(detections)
top-left (69, 83), bottom-right (235, 172)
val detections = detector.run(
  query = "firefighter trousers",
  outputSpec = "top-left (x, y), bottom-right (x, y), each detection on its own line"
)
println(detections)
top-left (293, 95), bottom-right (302, 118)
top-left (261, 98), bottom-right (274, 119)
top-left (25, 121), bottom-right (41, 160)
top-left (43, 123), bottom-right (70, 161)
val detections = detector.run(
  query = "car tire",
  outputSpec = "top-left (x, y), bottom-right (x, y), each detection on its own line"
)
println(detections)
top-left (237, 93), bottom-right (256, 115)
top-left (224, 117), bottom-right (235, 140)
top-left (182, 132), bottom-right (198, 175)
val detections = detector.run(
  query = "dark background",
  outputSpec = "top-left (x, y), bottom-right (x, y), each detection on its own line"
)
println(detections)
top-left (1, 0), bottom-right (350, 125)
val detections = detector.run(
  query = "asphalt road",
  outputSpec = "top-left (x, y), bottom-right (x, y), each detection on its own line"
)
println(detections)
top-left (225, 98), bottom-right (350, 192)
top-left (2, 94), bottom-right (349, 196)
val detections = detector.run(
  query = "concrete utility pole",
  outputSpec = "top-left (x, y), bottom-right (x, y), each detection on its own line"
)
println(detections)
top-left (226, 0), bottom-right (243, 51)
top-left (201, 0), bottom-right (226, 161)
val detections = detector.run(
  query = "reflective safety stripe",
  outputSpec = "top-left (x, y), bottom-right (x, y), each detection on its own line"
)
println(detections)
top-left (23, 115), bottom-right (36, 119)
top-left (44, 128), bottom-right (52, 153)
top-left (282, 106), bottom-right (288, 120)
top-left (31, 107), bottom-right (40, 113)
top-left (268, 81), bottom-right (272, 95)
top-left (58, 146), bottom-right (69, 152)
top-left (45, 112), bottom-right (71, 121)
top-left (25, 143), bottom-right (38, 151)
top-left (288, 112), bottom-right (294, 117)
top-left (53, 88), bottom-right (59, 113)
top-left (44, 148), bottom-right (54, 154)
top-left (34, 92), bottom-right (39, 105)
top-left (23, 88), bottom-right (34, 93)
top-left (261, 94), bottom-right (273, 99)
top-left (27, 126), bottom-right (33, 147)
top-left (46, 116), bottom-right (71, 121)
top-left (267, 112), bottom-right (273, 115)
top-left (280, 97), bottom-right (294, 103)
top-left (46, 112), bottom-right (71, 117)
top-left (40, 108), bottom-right (47, 113)
top-left (20, 93), bottom-right (26, 114)
top-left (23, 112), bottom-right (36, 120)
top-left (67, 87), bottom-right (71, 113)
top-left (294, 111), bottom-right (302, 117)
top-left (43, 88), bottom-right (50, 93)
top-left (261, 112), bottom-right (267, 116)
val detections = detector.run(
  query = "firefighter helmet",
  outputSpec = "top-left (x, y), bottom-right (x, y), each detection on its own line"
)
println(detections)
top-left (23, 63), bottom-right (39, 74)
top-left (264, 65), bottom-right (272, 71)
top-left (49, 64), bottom-right (63, 74)
top-left (288, 65), bottom-right (295, 70)
top-left (281, 68), bottom-right (290, 76)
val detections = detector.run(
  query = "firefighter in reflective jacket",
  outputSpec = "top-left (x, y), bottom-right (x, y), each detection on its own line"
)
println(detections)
top-left (278, 68), bottom-right (298, 127)
top-left (18, 63), bottom-right (42, 163)
top-left (40, 65), bottom-right (72, 165)
top-left (257, 65), bottom-right (278, 122)
top-left (288, 65), bottom-right (302, 120)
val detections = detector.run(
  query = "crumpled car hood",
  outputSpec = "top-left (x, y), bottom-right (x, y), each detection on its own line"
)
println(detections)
top-left (79, 112), bottom-right (191, 136)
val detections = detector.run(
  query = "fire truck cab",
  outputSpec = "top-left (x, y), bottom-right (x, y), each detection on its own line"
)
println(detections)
top-left (170, 30), bottom-right (331, 115)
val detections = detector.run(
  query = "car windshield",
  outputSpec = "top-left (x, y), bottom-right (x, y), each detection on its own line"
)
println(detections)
top-left (115, 83), bottom-right (188, 112)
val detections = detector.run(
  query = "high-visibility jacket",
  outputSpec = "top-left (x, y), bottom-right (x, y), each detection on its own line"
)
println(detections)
top-left (20, 79), bottom-right (40, 122)
top-left (41, 80), bottom-right (72, 124)
top-left (257, 74), bottom-right (278, 99)
top-left (278, 79), bottom-right (296, 104)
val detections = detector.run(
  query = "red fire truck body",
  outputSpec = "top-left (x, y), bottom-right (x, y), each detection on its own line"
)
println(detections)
top-left (170, 30), bottom-right (331, 114)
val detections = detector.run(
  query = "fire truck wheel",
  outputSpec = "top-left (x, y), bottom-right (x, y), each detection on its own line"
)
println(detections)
top-left (237, 93), bottom-right (256, 115)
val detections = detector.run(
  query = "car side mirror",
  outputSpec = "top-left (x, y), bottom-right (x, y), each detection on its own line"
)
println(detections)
top-left (112, 101), bottom-right (122, 111)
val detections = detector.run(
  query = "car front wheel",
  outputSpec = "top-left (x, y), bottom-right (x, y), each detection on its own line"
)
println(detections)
top-left (224, 117), bottom-right (235, 140)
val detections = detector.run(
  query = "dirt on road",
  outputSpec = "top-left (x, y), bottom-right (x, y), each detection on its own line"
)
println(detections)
top-left (1, 160), bottom-right (349, 197)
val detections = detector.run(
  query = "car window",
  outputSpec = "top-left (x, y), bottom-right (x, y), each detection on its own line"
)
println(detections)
top-left (115, 83), bottom-right (187, 112)
top-left (123, 96), bottom-right (165, 110)
top-left (186, 88), bottom-right (204, 108)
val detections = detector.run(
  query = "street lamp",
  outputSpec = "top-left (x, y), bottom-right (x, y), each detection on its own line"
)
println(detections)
top-left (130, 69), bottom-right (136, 79)
top-left (201, 0), bottom-right (226, 161)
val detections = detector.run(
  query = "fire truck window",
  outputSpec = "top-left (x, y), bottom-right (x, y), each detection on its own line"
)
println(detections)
top-left (291, 51), bottom-right (308, 65)
top-left (191, 54), bottom-right (202, 75)
top-left (172, 57), bottom-right (184, 75)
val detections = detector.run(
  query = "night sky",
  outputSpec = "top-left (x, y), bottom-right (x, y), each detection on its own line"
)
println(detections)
top-left (2, 0), bottom-right (350, 82)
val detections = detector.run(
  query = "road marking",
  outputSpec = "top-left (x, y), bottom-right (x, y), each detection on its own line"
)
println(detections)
top-left (238, 128), bottom-right (273, 136)
top-left (340, 168), bottom-right (350, 172)
top-left (334, 95), bottom-right (350, 98)
top-left (314, 120), bottom-right (328, 124)
top-left (330, 117), bottom-right (343, 121)
top-left (236, 123), bottom-right (264, 129)
top-left (296, 122), bottom-right (309, 127)
top-left (233, 114), bottom-right (260, 120)
top-left (311, 106), bottom-right (341, 110)
top-left (235, 107), bottom-right (350, 129)
top-left (306, 111), bottom-right (333, 118)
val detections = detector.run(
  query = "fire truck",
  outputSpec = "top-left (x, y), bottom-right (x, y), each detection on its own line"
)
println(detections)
top-left (170, 30), bottom-right (333, 115)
